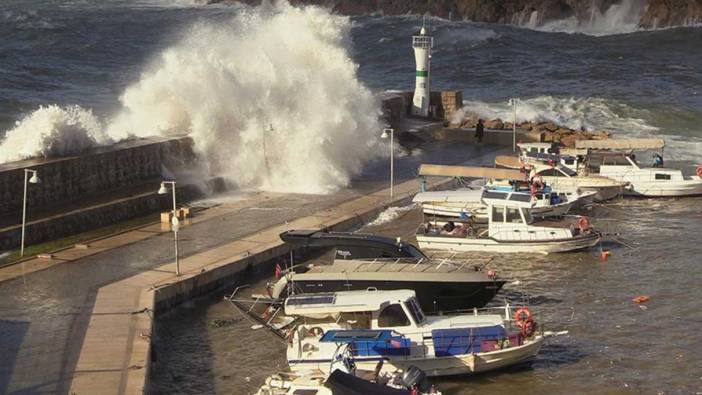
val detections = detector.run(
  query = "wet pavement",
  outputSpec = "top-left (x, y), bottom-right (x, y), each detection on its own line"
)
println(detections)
top-left (0, 141), bottom-right (504, 394)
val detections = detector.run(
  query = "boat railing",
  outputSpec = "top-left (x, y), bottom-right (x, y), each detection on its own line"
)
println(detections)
top-left (348, 256), bottom-right (491, 272)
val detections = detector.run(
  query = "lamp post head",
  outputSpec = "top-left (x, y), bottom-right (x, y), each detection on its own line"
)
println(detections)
top-left (158, 182), bottom-right (168, 195)
top-left (381, 128), bottom-right (393, 139)
top-left (28, 172), bottom-right (40, 184)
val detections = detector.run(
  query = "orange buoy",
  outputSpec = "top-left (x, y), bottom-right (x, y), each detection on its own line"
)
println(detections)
top-left (600, 250), bottom-right (611, 261)
top-left (696, 165), bottom-right (702, 179)
top-left (632, 295), bottom-right (650, 304)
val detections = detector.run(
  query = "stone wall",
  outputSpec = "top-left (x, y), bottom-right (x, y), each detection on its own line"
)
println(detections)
top-left (380, 90), bottom-right (463, 125)
top-left (0, 136), bottom-right (195, 220)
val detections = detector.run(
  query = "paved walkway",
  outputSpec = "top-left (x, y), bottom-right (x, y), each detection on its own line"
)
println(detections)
top-left (0, 142), bottom-right (504, 394)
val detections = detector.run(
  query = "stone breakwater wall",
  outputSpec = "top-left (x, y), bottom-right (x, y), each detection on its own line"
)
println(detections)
top-left (380, 90), bottom-right (463, 127)
top-left (0, 136), bottom-right (195, 221)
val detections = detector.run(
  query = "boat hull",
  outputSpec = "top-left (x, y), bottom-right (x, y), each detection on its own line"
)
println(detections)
top-left (416, 233), bottom-right (601, 254)
top-left (624, 178), bottom-right (702, 197)
top-left (290, 336), bottom-right (544, 377)
top-left (285, 279), bottom-right (505, 313)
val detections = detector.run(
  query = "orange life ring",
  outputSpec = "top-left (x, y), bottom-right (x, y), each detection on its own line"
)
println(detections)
top-left (578, 216), bottom-right (590, 231)
top-left (696, 166), bottom-right (702, 179)
top-left (514, 308), bottom-right (532, 328)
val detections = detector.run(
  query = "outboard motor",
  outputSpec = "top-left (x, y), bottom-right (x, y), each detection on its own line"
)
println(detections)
top-left (402, 365), bottom-right (430, 392)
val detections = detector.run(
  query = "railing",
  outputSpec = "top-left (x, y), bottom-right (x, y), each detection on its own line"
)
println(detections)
top-left (412, 36), bottom-right (433, 48)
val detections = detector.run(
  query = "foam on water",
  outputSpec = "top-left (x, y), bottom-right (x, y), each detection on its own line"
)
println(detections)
top-left (0, 2), bottom-right (382, 194)
top-left (367, 204), bottom-right (417, 227)
top-left (0, 105), bottom-right (109, 163)
top-left (457, 95), bottom-right (702, 161)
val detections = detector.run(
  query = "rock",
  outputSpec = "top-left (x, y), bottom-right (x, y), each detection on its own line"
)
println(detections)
top-left (555, 127), bottom-right (573, 135)
top-left (640, 0), bottom-right (702, 28)
top-left (484, 119), bottom-right (505, 129)
top-left (542, 122), bottom-right (559, 132)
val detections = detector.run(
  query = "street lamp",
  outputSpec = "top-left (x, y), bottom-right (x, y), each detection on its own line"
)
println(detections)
top-left (381, 128), bottom-right (394, 198)
top-left (158, 181), bottom-right (180, 276)
top-left (20, 169), bottom-right (40, 257)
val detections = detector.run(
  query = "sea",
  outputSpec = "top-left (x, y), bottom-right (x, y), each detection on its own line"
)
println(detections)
top-left (2, 0), bottom-right (702, 394)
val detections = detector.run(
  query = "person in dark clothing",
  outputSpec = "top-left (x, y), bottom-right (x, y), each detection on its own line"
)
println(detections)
top-left (475, 119), bottom-right (485, 143)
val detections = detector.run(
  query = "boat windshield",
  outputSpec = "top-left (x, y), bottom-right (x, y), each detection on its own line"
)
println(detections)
top-left (405, 297), bottom-right (425, 325)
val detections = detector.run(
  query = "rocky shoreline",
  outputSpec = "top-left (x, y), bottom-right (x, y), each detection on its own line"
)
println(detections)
top-left (454, 116), bottom-right (610, 147)
top-left (211, 0), bottom-right (702, 29)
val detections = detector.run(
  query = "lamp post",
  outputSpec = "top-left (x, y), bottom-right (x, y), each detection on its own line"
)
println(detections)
top-left (158, 181), bottom-right (179, 275)
top-left (510, 97), bottom-right (518, 153)
top-left (381, 128), bottom-right (394, 198)
top-left (20, 169), bottom-right (40, 256)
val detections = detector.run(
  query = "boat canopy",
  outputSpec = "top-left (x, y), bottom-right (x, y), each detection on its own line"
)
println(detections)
top-left (418, 164), bottom-right (524, 180)
top-left (284, 290), bottom-right (416, 317)
top-left (575, 138), bottom-right (665, 150)
top-left (412, 190), bottom-right (482, 203)
top-left (279, 229), bottom-right (427, 259)
top-left (320, 329), bottom-right (392, 343)
top-left (481, 190), bottom-right (535, 208)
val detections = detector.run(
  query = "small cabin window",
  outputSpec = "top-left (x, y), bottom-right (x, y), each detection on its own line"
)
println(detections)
top-left (538, 169), bottom-right (561, 177)
top-left (564, 158), bottom-right (575, 165)
top-left (530, 147), bottom-right (538, 153)
top-left (378, 304), bottom-right (410, 327)
top-left (406, 298), bottom-right (425, 325)
top-left (655, 173), bottom-right (671, 180)
top-left (491, 206), bottom-right (505, 223)
top-left (505, 208), bottom-right (522, 223)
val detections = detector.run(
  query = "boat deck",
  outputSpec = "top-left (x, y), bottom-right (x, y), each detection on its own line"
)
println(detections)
top-left (308, 258), bottom-right (491, 274)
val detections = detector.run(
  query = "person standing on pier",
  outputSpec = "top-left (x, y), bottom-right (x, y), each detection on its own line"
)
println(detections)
top-left (475, 119), bottom-right (485, 143)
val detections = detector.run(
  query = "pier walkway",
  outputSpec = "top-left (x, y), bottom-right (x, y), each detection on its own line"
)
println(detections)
top-left (0, 143), bottom-right (504, 394)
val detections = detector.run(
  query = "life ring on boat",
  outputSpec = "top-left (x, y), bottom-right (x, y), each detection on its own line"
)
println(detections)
top-left (578, 216), bottom-right (591, 232)
top-left (514, 308), bottom-right (532, 328)
top-left (696, 165), bottom-right (702, 178)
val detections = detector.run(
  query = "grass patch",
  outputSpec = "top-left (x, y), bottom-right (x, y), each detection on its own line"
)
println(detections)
top-left (0, 214), bottom-right (161, 268)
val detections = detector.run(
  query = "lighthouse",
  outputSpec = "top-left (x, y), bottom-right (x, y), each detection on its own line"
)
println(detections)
top-left (411, 22), bottom-right (433, 117)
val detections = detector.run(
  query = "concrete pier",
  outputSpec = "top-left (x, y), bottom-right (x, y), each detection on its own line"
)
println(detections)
top-left (67, 176), bottom-right (456, 394)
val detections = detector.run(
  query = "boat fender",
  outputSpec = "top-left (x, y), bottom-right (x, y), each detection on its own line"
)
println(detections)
top-left (697, 165), bottom-right (702, 178)
top-left (531, 175), bottom-right (544, 189)
top-left (307, 326), bottom-right (324, 337)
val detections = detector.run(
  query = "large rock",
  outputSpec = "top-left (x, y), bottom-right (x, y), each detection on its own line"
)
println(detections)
top-left (640, 0), bottom-right (702, 28)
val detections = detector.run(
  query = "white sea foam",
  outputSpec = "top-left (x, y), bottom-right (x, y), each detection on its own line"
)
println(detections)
top-left (458, 96), bottom-right (702, 161)
top-left (522, 0), bottom-right (645, 36)
top-left (367, 204), bottom-right (417, 227)
top-left (0, 2), bottom-right (382, 194)
top-left (0, 105), bottom-right (110, 163)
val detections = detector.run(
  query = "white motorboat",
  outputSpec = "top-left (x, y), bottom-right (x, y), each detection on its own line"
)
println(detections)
top-left (413, 186), bottom-right (593, 221)
top-left (256, 363), bottom-right (441, 395)
top-left (530, 163), bottom-right (627, 202)
top-left (415, 190), bottom-right (601, 254)
top-left (284, 289), bottom-right (545, 377)
top-left (594, 152), bottom-right (702, 197)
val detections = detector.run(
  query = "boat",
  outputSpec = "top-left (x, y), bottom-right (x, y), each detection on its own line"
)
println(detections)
top-left (529, 163), bottom-right (627, 202)
top-left (576, 139), bottom-right (702, 197)
top-left (283, 289), bottom-right (546, 377)
top-left (415, 190), bottom-right (601, 254)
top-left (273, 230), bottom-right (506, 313)
top-left (413, 186), bottom-right (591, 220)
top-left (256, 356), bottom-right (441, 395)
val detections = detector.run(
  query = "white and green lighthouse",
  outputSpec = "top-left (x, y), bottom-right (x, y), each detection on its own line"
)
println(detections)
top-left (411, 22), bottom-right (433, 117)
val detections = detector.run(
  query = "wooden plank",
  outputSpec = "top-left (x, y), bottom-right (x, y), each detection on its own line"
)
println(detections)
top-left (418, 164), bottom-right (524, 180)
top-left (494, 155), bottom-right (522, 169)
top-left (575, 138), bottom-right (665, 150)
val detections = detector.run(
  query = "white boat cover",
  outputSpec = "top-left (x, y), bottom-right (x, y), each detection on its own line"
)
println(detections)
top-left (575, 138), bottom-right (665, 150)
top-left (412, 190), bottom-right (483, 203)
top-left (419, 164), bottom-right (525, 180)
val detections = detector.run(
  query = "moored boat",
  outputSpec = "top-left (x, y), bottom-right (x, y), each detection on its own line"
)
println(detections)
top-left (415, 190), bottom-right (601, 254)
top-left (284, 289), bottom-right (546, 377)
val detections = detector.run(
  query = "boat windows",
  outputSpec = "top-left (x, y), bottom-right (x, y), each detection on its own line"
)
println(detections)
top-left (655, 173), bottom-right (671, 180)
top-left (505, 208), bottom-right (522, 223)
top-left (378, 304), bottom-right (411, 327)
top-left (406, 297), bottom-right (425, 325)
top-left (491, 206), bottom-right (505, 223)
top-left (537, 168), bottom-right (561, 177)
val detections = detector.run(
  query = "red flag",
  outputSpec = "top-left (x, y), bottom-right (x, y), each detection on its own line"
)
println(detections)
top-left (274, 263), bottom-right (282, 279)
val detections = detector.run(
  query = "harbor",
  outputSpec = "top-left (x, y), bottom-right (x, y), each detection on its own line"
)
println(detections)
top-left (1, 1), bottom-right (702, 394)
